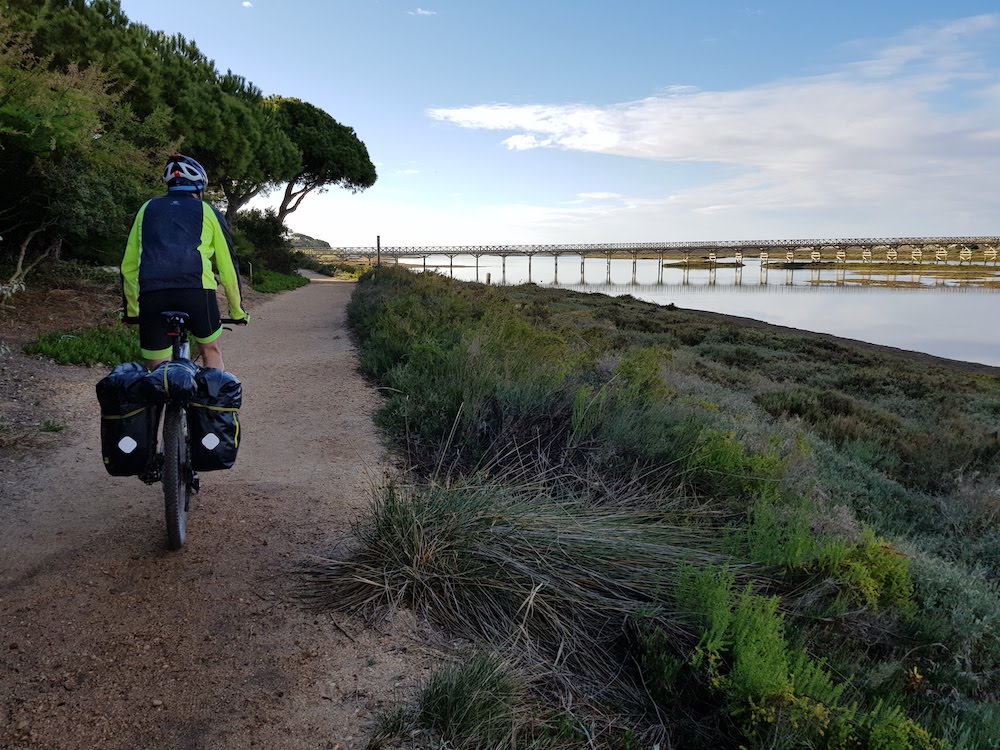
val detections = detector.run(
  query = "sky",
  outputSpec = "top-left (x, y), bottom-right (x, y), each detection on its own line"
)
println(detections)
top-left (116, 1), bottom-right (1000, 248)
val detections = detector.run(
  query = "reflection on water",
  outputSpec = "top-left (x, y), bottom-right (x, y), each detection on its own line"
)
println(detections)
top-left (399, 255), bottom-right (1000, 367)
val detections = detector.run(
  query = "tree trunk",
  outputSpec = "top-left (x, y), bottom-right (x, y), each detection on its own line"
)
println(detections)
top-left (277, 180), bottom-right (315, 223)
top-left (1, 228), bottom-right (55, 305)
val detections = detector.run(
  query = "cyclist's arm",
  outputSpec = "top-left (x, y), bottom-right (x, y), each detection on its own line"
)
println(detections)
top-left (120, 203), bottom-right (147, 319)
top-left (206, 205), bottom-right (249, 322)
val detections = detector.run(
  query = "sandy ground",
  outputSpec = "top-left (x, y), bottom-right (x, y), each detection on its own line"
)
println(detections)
top-left (0, 275), bottom-right (437, 750)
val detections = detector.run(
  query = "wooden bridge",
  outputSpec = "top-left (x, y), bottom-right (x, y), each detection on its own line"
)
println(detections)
top-left (316, 235), bottom-right (1000, 262)
top-left (316, 236), bottom-right (1000, 277)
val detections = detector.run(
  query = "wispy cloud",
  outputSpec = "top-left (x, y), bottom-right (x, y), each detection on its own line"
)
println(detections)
top-left (427, 15), bottom-right (1000, 233)
top-left (408, 7), bottom-right (436, 16)
top-left (242, 1), bottom-right (253, 7)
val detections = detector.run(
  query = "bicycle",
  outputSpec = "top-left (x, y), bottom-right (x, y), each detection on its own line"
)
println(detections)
top-left (125, 311), bottom-right (244, 550)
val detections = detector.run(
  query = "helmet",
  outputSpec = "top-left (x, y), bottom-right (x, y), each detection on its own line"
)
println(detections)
top-left (163, 153), bottom-right (208, 192)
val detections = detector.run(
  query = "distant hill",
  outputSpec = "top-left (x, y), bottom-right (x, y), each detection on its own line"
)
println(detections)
top-left (289, 232), bottom-right (331, 250)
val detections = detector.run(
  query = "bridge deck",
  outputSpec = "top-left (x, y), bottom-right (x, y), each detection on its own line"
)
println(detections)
top-left (311, 236), bottom-right (1000, 258)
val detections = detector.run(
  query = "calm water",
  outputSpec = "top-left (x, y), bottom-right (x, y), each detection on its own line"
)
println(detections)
top-left (399, 254), bottom-right (1000, 367)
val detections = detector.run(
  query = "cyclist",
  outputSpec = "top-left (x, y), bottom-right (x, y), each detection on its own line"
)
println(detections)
top-left (121, 153), bottom-right (249, 371)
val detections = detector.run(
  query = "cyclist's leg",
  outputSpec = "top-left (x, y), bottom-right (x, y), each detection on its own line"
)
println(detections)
top-left (137, 290), bottom-right (174, 370)
top-left (198, 339), bottom-right (224, 370)
top-left (188, 290), bottom-right (225, 370)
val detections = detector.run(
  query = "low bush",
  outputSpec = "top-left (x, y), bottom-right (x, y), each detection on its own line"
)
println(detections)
top-left (248, 268), bottom-right (309, 293)
top-left (25, 321), bottom-right (140, 366)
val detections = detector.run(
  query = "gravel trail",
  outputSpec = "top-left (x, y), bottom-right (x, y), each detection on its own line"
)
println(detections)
top-left (0, 276), bottom-right (432, 750)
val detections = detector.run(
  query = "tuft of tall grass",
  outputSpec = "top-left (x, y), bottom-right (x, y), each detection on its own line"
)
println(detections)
top-left (367, 653), bottom-right (598, 750)
top-left (303, 478), bottom-right (734, 697)
top-left (416, 653), bottom-right (524, 747)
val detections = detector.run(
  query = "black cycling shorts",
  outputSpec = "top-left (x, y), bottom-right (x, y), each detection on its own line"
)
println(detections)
top-left (138, 288), bottom-right (221, 359)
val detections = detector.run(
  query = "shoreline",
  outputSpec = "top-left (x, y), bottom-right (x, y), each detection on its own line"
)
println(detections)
top-left (676, 304), bottom-right (1000, 376)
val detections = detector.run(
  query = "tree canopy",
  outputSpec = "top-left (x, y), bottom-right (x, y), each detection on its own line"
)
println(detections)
top-left (0, 0), bottom-right (375, 294)
top-left (268, 97), bottom-right (377, 222)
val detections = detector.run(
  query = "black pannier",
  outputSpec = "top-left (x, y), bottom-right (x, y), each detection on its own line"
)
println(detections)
top-left (188, 368), bottom-right (242, 471)
top-left (96, 362), bottom-right (160, 476)
top-left (143, 358), bottom-right (199, 402)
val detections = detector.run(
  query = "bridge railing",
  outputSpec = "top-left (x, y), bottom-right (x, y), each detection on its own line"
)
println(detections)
top-left (309, 236), bottom-right (1000, 258)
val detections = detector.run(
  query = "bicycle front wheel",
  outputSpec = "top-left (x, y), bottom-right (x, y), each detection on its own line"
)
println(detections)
top-left (162, 403), bottom-right (191, 550)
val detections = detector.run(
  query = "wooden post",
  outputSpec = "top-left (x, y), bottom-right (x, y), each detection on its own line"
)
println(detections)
top-left (376, 235), bottom-right (381, 267)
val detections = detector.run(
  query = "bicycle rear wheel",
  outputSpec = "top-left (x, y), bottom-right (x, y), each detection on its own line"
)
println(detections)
top-left (162, 404), bottom-right (191, 550)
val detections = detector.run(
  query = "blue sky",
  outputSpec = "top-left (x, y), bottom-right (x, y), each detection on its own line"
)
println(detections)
top-left (117, 1), bottom-right (1000, 247)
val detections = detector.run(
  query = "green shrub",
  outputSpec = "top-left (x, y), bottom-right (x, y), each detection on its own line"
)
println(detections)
top-left (614, 346), bottom-right (674, 400)
top-left (672, 566), bottom-right (941, 749)
top-left (25, 322), bottom-right (140, 366)
top-left (248, 268), bottom-right (309, 293)
top-left (685, 429), bottom-right (786, 504)
top-left (231, 207), bottom-right (299, 274)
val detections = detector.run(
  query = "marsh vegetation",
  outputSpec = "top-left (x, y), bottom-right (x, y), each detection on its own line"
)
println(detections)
top-left (304, 266), bottom-right (1000, 749)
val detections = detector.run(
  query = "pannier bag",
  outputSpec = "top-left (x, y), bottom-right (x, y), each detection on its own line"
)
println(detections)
top-left (188, 368), bottom-right (243, 471)
top-left (96, 362), bottom-right (160, 476)
top-left (143, 358), bottom-right (199, 402)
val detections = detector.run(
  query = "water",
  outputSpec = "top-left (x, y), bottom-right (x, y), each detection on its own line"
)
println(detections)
top-left (397, 254), bottom-right (1000, 367)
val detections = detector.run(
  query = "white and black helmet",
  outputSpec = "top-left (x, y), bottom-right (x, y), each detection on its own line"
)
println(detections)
top-left (163, 153), bottom-right (208, 192)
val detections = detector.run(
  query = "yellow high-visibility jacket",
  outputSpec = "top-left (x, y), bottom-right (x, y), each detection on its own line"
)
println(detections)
top-left (121, 192), bottom-right (247, 320)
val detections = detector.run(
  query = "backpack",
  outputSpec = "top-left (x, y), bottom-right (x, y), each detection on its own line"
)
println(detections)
top-left (187, 368), bottom-right (243, 471)
top-left (96, 362), bottom-right (160, 477)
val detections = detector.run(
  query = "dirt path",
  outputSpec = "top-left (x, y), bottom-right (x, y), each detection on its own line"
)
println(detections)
top-left (0, 276), bottom-right (435, 750)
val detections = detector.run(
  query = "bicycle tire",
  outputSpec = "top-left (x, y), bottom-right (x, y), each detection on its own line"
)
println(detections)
top-left (162, 404), bottom-right (190, 550)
